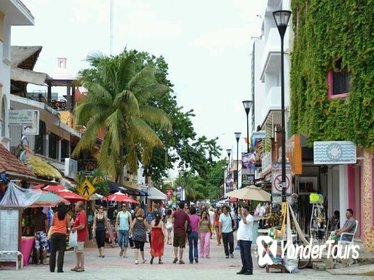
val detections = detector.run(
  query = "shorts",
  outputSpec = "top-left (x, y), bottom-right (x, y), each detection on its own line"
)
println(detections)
top-left (35, 231), bottom-right (49, 251)
top-left (173, 232), bottom-right (186, 248)
top-left (75, 241), bottom-right (85, 253)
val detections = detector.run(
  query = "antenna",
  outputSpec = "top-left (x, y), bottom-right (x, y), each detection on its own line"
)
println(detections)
top-left (110, 0), bottom-right (114, 55)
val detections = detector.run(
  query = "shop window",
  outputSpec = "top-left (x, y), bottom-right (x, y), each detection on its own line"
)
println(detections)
top-left (328, 64), bottom-right (351, 99)
top-left (48, 133), bottom-right (58, 159)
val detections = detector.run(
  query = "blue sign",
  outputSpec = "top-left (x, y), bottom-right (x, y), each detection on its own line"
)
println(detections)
top-left (314, 141), bottom-right (356, 164)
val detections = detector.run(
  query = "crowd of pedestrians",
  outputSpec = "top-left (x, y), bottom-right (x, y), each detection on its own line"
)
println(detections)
top-left (47, 201), bottom-right (255, 276)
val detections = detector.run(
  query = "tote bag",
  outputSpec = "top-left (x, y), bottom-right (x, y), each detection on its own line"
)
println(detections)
top-left (69, 231), bottom-right (78, 247)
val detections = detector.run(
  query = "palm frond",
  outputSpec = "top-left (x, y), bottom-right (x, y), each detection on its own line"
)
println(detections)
top-left (139, 106), bottom-right (172, 131)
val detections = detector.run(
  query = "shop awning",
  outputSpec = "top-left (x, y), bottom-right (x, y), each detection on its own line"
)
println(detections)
top-left (108, 181), bottom-right (147, 196)
top-left (26, 155), bottom-right (62, 180)
top-left (147, 186), bottom-right (167, 200)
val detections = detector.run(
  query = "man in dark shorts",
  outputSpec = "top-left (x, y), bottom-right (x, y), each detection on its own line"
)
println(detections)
top-left (172, 201), bottom-right (189, 264)
top-left (33, 207), bottom-right (49, 264)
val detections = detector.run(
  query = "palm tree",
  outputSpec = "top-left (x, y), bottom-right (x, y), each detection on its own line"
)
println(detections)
top-left (73, 50), bottom-right (172, 184)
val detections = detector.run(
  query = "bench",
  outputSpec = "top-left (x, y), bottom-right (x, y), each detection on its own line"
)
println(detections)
top-left (0, 251), bottom-right (23, 270)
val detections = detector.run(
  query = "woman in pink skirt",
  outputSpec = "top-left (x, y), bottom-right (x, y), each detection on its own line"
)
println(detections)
top-left (199, 209), bottom-right (212, 258)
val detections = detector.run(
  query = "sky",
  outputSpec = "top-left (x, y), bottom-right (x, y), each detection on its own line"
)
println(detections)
top-left (12, 0), bottom-right (265, 161)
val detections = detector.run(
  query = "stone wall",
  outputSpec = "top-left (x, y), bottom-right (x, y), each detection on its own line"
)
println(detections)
top-left (362, 150), bottom-right (374, 252)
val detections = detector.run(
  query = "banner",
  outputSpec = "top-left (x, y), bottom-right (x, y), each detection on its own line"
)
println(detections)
top-left (242, 152), bottom-right (255, 187)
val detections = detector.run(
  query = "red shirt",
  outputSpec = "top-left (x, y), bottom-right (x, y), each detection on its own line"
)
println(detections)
top-left (73, 210), bottom-right (87, 242)
top-left (172, 210), bottom-right (189, 234)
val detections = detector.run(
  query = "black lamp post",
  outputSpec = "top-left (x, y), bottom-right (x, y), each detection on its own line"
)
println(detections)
top-left (273, 10), bottom-right (291, 202)
top-left (224, 149), bottom-right (231, 197)
top-left (242, 100), bottom-right (253, 153)
top-left (234, 132), bottom-right (241, 189)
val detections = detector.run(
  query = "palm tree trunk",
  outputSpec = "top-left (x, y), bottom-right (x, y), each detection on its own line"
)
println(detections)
top-left (119, 143), bottom-right (124, 185)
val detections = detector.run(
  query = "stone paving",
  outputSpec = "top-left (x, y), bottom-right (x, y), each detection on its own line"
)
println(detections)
top-left (0, 238), bottom-right (373, 280)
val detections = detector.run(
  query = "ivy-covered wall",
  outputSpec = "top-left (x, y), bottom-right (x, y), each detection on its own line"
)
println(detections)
top-left (290, 0), bottom-right (374, 148)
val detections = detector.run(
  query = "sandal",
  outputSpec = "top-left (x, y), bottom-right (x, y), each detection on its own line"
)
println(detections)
top-left (159, 259), bottom-right (163, 264)
top-left (173, 257), bottom-right (178, 264)
top-left (179, 260), bottom-right (185, 264)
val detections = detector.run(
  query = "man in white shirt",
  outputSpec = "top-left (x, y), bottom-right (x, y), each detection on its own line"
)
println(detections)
top-left (236, 206), bottom-right (254, 275)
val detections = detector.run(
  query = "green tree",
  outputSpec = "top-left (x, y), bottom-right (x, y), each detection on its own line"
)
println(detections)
top-left (127, 52), bottom-right (222, 183)
top-left (173, 159), bottom-right (226, 201)
top-left (73, 50), bottom-right (172, 184)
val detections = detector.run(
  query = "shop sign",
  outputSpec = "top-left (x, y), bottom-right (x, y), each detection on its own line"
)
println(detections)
top-left (286, 134), bottom-right (302, 175)
top-left (9, 110), bottom-right (39, 135)
top-left (271, 162), bottom-right (292, 196)
top-left (314, 141), bottom-right (356, 164)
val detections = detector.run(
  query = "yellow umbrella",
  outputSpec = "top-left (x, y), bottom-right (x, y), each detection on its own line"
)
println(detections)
top-left (226, 185), bottom-right (271, 201)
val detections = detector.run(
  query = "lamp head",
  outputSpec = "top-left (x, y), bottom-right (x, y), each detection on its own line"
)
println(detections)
top-left (226, 148), bottom-right (232, 157)
top-left (273, 10), bottom-right (291, 38)
top-left (234, 132), bottom-right (241, 141)
top-left (242, 100), bottom-right (253, 114)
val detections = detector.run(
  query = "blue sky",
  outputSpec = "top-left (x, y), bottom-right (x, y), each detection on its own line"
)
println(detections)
top-left (12, 0), bottom-right (265, 160)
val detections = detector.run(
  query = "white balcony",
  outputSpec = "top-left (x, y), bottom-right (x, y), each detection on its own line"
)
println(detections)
top-left (260, 27), bottom-right (291, 82)
top-left (258, 86), bottom-right (281, 124)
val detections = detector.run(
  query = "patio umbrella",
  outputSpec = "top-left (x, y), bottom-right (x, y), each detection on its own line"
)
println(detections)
top-left (55, 189), bottom-right (86, 202)
top-left (39, 184), bottom-right (65, 192)
top-left (29, 191), bottom-right (70, 207)
top-left (226, 185), bottom-right (271, 202)
top-left (105, 192), bottom-right (138, 204)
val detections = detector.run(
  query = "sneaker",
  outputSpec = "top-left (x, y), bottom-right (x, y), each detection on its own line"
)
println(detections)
top-left (230, 253), bottom-right (234, 258)
top-left (173, 257), bottom-right (178, 264)
top-left (225, 255), bottom-right (229, 259)
top-left (179, 260), bottom-right (185, 264)
top-left (135, 260), bottom-right (139, 265)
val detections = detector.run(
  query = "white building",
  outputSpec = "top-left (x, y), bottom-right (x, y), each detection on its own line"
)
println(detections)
top-left (0, 0), bottom-right (34, 148)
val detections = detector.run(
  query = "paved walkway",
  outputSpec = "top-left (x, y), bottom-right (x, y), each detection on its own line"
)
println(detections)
top-left (1, 238), bottom-right (373, 280)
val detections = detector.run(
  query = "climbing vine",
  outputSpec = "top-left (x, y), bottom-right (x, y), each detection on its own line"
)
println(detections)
top-left (290, 0), bottom-right (374, 148)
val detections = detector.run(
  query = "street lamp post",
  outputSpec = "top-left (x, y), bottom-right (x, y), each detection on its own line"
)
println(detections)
top-left (226, 148), bottom-right (232, 170)
top-left (242, 100), bottom-right (253, 153)
top-left (234, 132), bottom-right (241, 189)
top-left (273, 10), bottom-right (291, 202)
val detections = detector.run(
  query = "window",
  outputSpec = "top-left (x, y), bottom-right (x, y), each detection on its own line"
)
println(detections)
top-left (35, 121), bottom-right (46, 155)
top-left (61, 139), bottom-right (70, 160)
top-left (48, 133), bottom-right (58, 159)
top-left (328, 60), bottom-right (352, 99)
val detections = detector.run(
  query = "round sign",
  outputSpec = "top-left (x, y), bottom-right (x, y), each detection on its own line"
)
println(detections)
top-left (273, 174), bottom-right (290, 193)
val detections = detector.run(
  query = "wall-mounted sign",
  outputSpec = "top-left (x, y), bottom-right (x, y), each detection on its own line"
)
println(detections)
top-left (314, 141), bottom-right (356, 164)
top-left (271, 162), bottom-right (292, 196)
top-left (9, 110), bottom-right (39, 135)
